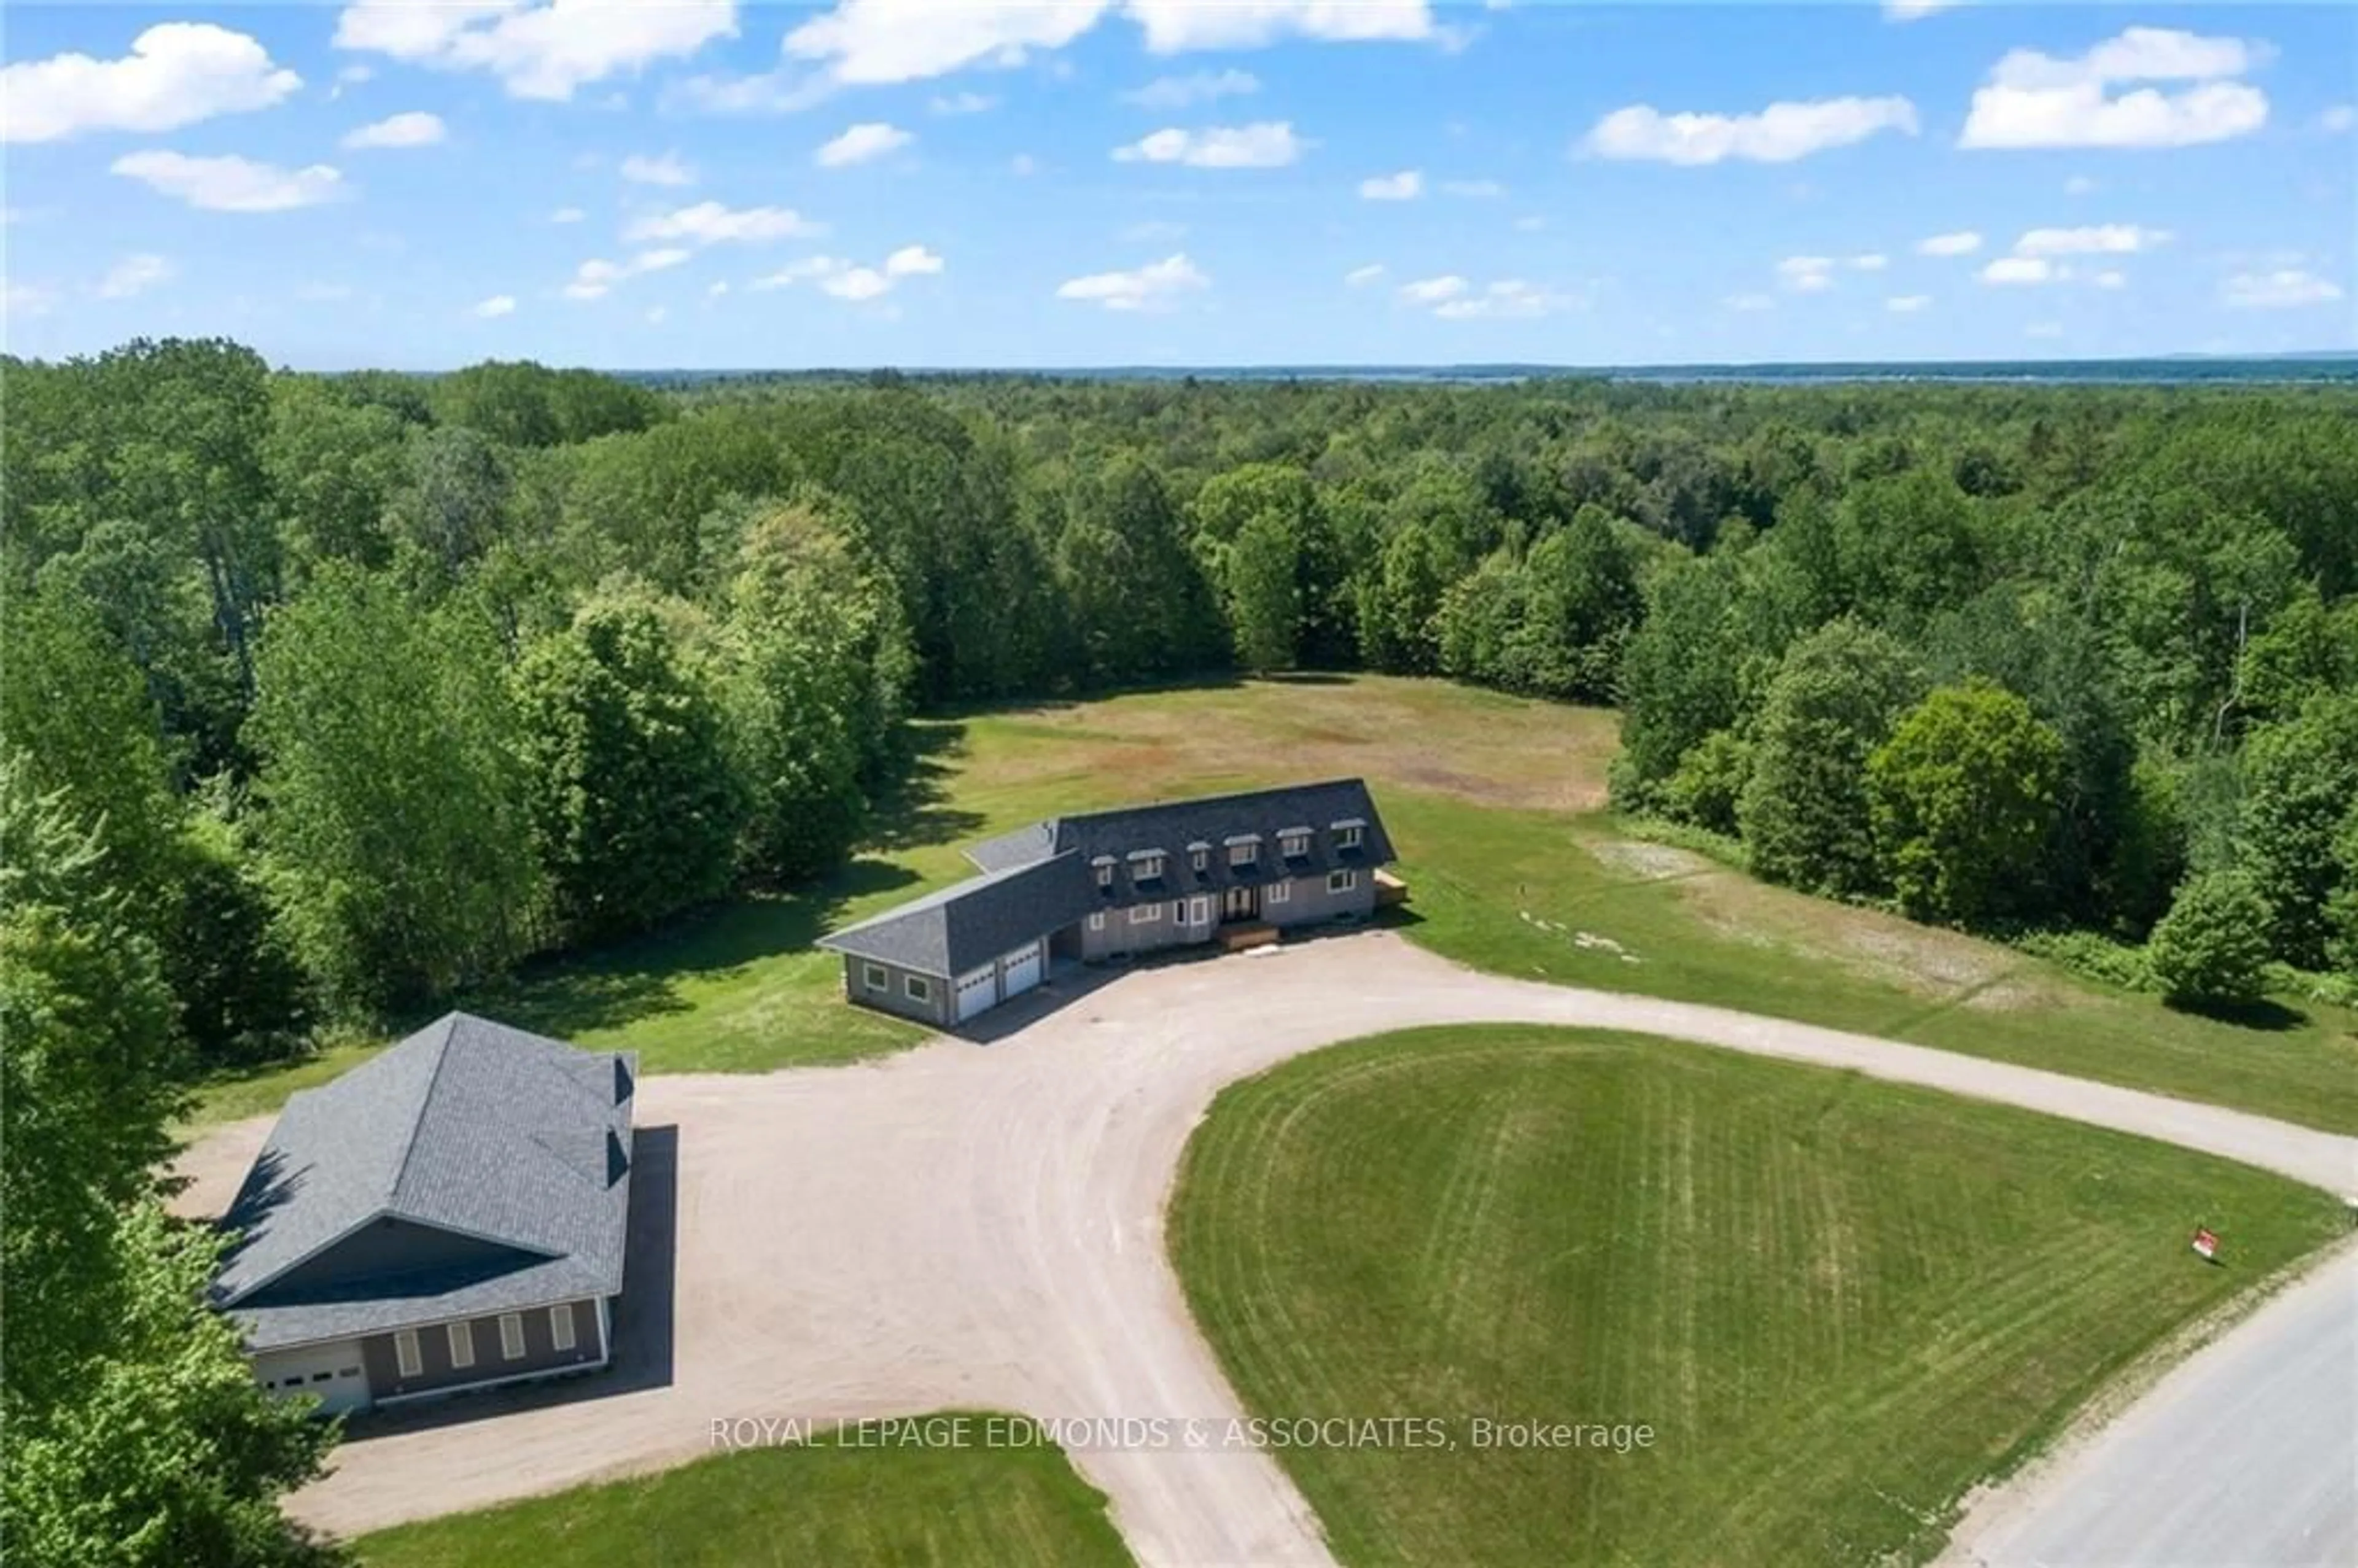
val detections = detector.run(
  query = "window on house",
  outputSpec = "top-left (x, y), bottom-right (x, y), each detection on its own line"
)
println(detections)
top-left (1335, 823), bottom-right (1365, 850)
top-left (1229, 840), bottom-right (1258, 867)
top-left (1095, 861), bottom-right (1113, 888)
top-left (1130, 903), bottom-right (1160, 924)
top-left (1280, 831), bottom-right (1310, 858)
top-left (551, 1305), bottom-right (577, 1353)
top-left (1134, 852), bottom-right (1165, 880)
top-left (1267, 880), bottom-right (1291, 905)
top-left (395, 1329), bottom-right (422, 1378)
top-left (1328, 869), bottom-right (1359, 894)
top-left (863, 963), bottom-right (887, 991)
top-left (448, 1321), bottom-right (475, 1369)
top-left (499, 1313), bottom-right (526, 1361)
top-left (1088, 912), bottom-right (1105, 931)
top-left (905, 975), bottom-right (931, 1002)
top-left (1191, 847), bottom-right (1208, 872)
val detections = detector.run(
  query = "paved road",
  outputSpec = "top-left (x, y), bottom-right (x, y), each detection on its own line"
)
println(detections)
top-left (173, 930), bottom-right (2358, 1566)
top-left (1942, 1242), bottom-right (2358, 1568)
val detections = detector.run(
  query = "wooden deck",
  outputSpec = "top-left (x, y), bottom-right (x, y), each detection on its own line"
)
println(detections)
top-left (1218, 922), bottom-right (1281, 953)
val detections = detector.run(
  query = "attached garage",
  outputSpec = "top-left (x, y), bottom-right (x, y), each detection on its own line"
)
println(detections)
top-left (1001, 940), bottom-right (1045, 999)
top-left (254, 1339), bottom-right (372, 1416)
top-left (954, 963), bottom-right (998, 1023)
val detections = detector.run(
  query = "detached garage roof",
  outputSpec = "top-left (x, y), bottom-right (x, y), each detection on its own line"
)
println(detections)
top-left (818, 852), bottom-right (1094, 979)
top-left (214, 1014), bottom-right (636, 1350)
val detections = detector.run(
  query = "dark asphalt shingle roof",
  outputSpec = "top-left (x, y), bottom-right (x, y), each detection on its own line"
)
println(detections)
top-left (214, 1014), bottom-right (635, 1351)
top-left (967, 778), bottom-right (1396, 905)
top-left (816, 852), bottom-right (1094, 978)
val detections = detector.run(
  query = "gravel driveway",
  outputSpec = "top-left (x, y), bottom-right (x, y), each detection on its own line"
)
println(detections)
top-left (171, 930), bottom-right (2358, 1566)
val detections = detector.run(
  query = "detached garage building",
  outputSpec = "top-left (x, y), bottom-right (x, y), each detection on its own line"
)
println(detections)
top-left (211, 1014), bottom-right (635, 1417)
top-left (820, 778), bottom-right (1397, 1027)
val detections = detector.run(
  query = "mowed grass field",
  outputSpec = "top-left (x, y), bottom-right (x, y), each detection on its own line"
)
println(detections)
top-left (352, 1418), bottom-right (1132, 1568)
top-left (1170, 1025), bottom-right (2344, 1567)
top-left (195, 675), bottom-right (2358, 1130)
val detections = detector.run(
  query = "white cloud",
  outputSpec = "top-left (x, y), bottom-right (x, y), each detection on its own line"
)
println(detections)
top-left (2, 23), bottom-right (300, 144)
top-left (1441, 178), bottom-right (1504, 198)
top-left (96, 253), bottom-right (174, 300)
top-left (626, 202), bottom-right (821, 245)
top-left (2222, 268), bottom-right (2344, 309)
top-left (1432, 278), bottom-right (1579, 319)
top-left (884, 244), bottom-right (944, 276)
top-left (333, 0), bottom-right (736, 103)
top-left (1396, 274), bottom-right (1468, 305)
top-left (341, 110), bottom-right (446, 149)
top-left (2014, 224), bottom-right (2169, 256)
top-left (785, 0), bottom-right (1111, 87)
top-left (562, 247), bottom-right (687, 301)
top-left (821, 267), bottom-right (892, 301)
top-left (929, 91), bottom-right (997, 115)
top-left (1884, 0), bottom-right (1962, 19)
top-left (1345, 263), bottom-right (1386, 287)
top-left (1917, 230), bottom-right (1983, 257)
top-left (2323, 106), bottom-right (2357, 134)
top-left (751, 256), bottom-right (844, 290)
top-left (667, 69), bottom-right (834, 115)
top-left (1885, 293), bottom-right (1932, 312)
top-left (1360, 169), bottom-right (1423, 200)
top-left (473, 293), bottom-right (516, 317)
top-left (1056, 252), bottom-right (1209, 311)
top-left (551, 205), bottom-right (586, 223)
top-left (816, 121), bottom-right (913, 167)
top-left (1583, 95), bottom-right (1918, 165)
top-left (1124, 69), bottom-right (1259, 109)
top-left (1850, 253), bottom-right (1888, 271)
top-left (1127, 0), bottom-right (1435, 53)
top-left (632, 247), bottom-right (691, 273)
top-left (1776, 255), bottom-right (1837, 292)
top-left (3, 281), bottom-right (58, 318)
top-left (1724, 292), bottom-right (1776, 312)
top-left (646, 305), bottom-right (669, 324)
top-left (2064, 174), bottom-right (2098, 195)
top-left (2092, 269), bottom-right (2126, 289)
top-left (1115, 122), bottom-right (1304, 168)
top-left (1960, 26), bottom-right (2270, 150)
top-left (111, 150), bottom-right (346, 212)
top-left (620, 152), bottom-right (696, 185)
top-left (1980, 256), bottom-right (2063, 285)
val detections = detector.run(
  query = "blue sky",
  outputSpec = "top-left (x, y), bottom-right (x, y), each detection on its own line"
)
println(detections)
top-left (3, 2), bottom-right (2351, 369)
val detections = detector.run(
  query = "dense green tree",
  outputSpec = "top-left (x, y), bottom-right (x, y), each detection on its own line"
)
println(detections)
top-left (1738, 619), bottom-right (1925, 898)
top-left (1661, 728), bottom-right (1751, 836)
top-left (1613, 554), bottom-right (1743, 797)
top-left (1868, 681), bottom-right (2067, 923)
top-left (2146, 871), bottom-right (2275, 1009)
top-left (250, 570), bottom-right (541, 1011)
top-left (514, 586), bottom-right (745, 937)
top-left (1224, 510), bottom-right (1307, 672)
top-left (0, 769), bottom-right (336, 1568)
top-left (2327, 800), bottom-right (2358, 980)
top-left (265, 379), bottom-right (407, 575)
top-left (2238, 692), bottom-right (2358, 969)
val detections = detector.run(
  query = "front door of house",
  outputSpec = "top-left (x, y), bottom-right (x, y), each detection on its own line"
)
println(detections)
top-left (1222, 885), bottom-right (1259, 923)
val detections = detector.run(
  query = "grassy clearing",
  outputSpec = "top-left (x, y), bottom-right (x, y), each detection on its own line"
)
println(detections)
top-left (195, 675), bottom-right (2358, 1131)
top-left (1171, 1025), bottom-right (2343, 1567)
top-left (352, 1416), bottom-right (1132, 1568)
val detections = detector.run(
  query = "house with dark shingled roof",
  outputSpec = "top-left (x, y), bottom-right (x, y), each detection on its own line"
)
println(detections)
top-left (211, 1014), bottom-right (635, 1416)
top-left (818, 778), bottom-right (1396, 1027)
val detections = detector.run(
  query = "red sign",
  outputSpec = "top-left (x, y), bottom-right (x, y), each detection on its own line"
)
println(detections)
top-left (2191, 1227), bottom-right (2220, 1260)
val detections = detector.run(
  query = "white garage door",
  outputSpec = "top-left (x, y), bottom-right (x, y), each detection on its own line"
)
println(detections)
top-left (954, 964), bottom-right (998, 1023)
top-left (1002, 941), bottom-right (1045, 999)
top-left (254, 1341), bottom-right (372, 1416)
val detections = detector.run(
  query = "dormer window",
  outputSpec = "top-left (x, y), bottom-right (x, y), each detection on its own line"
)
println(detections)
top-left (1333, 820), bottom-right (1366, 851)
top-left (1093, 855), bottom-right (1116, 888)
top-left (1130, 850), bottom-right (1165, 882)
top-left (1191, 847), bottom-right (1209, 873)
top-left (1279, 829), bottom-right (1311, 860)
top-left (1226, 835), bottom-right (1259, 867)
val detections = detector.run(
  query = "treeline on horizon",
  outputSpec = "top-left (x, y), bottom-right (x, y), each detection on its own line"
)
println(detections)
top-left (5, 338), bottom-right (2358, 1561)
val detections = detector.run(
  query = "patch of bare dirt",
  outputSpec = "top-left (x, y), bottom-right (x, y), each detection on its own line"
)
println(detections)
top-left (1587, 839), bottom-right (1713, 882)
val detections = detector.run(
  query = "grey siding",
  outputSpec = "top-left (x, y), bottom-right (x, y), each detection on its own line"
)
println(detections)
top-left (1079, 895), bottom-right (1216, 960)
top-left (1265, 867), bottom-right (1377, 929)
top-left (840, 955), bottom-right (952, 1028)
top-left (359, 1297), bottom-right (605, 1404)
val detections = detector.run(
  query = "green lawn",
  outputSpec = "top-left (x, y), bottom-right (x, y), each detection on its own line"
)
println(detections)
top-left (352, 1416), bottom-right (1132, 1568)
top-left (1170, 1025), bottom-right (2343, 1567)
top-left (194, 675), bottom-right (2358, 1131)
